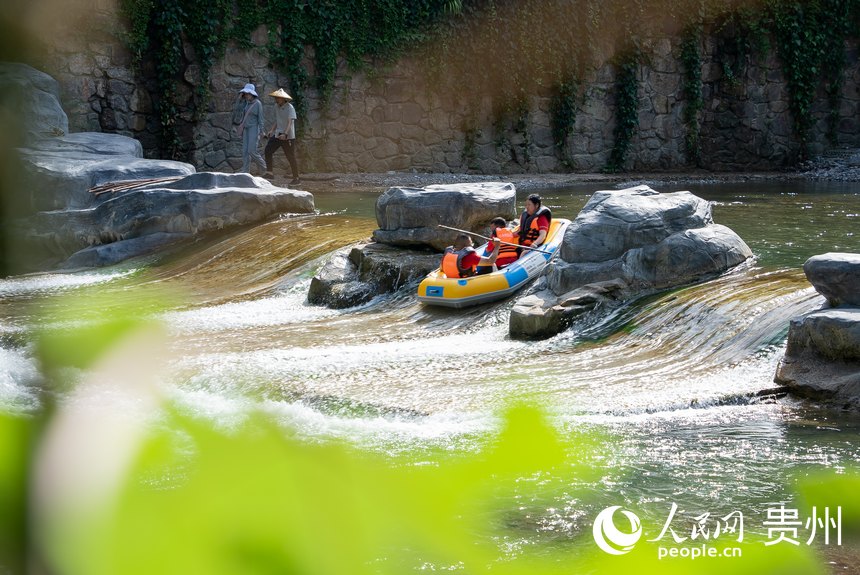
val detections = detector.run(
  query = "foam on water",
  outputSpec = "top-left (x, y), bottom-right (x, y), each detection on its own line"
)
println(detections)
top-left (0, 269), bottom-right (136, 297)
top-left (0, 346), bottom-right (42, 413)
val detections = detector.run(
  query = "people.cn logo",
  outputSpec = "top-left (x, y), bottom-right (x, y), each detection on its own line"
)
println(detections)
top-left (592, 506), bottom-right (643, 555)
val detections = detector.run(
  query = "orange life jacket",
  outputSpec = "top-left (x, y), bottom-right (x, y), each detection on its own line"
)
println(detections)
top-left (441, 247), bottom-right (477, 278)
top-left (493, 227), bottom-right (519, 265)
top-left (518, 206), bottom-right (552, 247)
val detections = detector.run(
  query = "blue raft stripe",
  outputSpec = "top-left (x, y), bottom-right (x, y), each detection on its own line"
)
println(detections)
top-left (457, 279), bottom-right (468, 286)
top-left (505, 265), bottom-right (529, 287)
top-left (425, 286), bottom-right (444, 297)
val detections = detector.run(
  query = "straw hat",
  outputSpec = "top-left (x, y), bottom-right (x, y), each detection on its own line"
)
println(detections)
top-left (269, 88), bottom-right (293, 100)
top-left (239, 83), bottom-right (258, 97)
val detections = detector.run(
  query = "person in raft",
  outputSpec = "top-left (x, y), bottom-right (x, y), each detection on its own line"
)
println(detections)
top-left (441, 234), bottom-right (501, 278)
top-left (263, 88), bottom-right (301, 185)
top-left (476, 217), bottom-right (519, 275)
top-left (235, 83), bottom-right (267, 175)
top-left (514, 193), bottom-right (552, 252)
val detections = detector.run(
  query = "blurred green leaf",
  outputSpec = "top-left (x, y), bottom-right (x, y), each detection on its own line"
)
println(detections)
top-left (0, 414), bottom-right (31, 574)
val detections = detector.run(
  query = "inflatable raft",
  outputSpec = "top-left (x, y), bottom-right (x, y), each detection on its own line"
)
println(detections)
top-left (417, 218), bottom-right (571, 308)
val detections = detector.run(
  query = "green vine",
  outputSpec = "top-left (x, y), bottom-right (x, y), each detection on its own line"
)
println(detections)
top-left (117, 0), bottom-right (154, 67)
top-left (151, 0), bottom-right (185, 160)
top-left (550, 79), bottom-right (578, 156)
top-left (183, 0), bottom-right (230, 120)
top-left (714, 7), bottom-right (769, 90)
top-left (461, 117), bottom-right (479, 170)
top-left (115, 0), bottom-right (860, 169)
top-left (680, 25), bottom-right (703, 166)
top-left (513, 98), bottom-right (531, 167)
top-left (605, 48), bottom-right (641, 173)
top-left (119, 0), bottom-right (460, 160)
top-left (768, 0), bottom-right (851, 157)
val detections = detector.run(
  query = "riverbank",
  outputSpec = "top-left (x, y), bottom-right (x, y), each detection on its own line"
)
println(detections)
top-left (286, 149), bottom-right (860, 194)
top-left (291, 169), bottom-right (798, 194)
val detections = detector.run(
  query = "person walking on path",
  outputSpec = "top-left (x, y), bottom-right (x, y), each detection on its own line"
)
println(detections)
top-left (235, 83), bottom-right (267, 175)
top-left (263, 88), bottom-right (300, 185)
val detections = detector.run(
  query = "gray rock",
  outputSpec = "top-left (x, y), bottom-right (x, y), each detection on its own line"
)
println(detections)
top-left (0, 62), bottom-right (69, 143)
top-left (803, 253), bottom-right (860, 307)
top-left (775, 307), bottom-right (860, 407)
top-left (622, 224), bottom-right (753, 290)
top-left (309, 242), bottom-right (440, 309)
top-left (307, 249), bottom-right (373, 309)
top-left (784, 308), bottom-right (860, 361)
top-left (510, 185), bottom-right (752, 340)
top-left (510, 280), bottom-right (628, 340)
top-left (372, 182), bottom-right (516, 251)
top-left (20, 135), bottom-right (194, 210)
top-left (60, 232), bottom-right (193, 269)
top-left (6, 65), bottom-right (320, 271)
top-left (559, 185), bottom-right (713, 263)
top-left (547, 259), bottom-right (628, 296)
top-left (28, 172), bottom-right (314, 266)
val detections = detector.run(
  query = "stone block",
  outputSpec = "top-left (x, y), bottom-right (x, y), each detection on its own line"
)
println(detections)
top-left (380, 122), bottom-right (402, 141)
top-left (68, 53), bottom-right (94, 75)
top-left (401, 102), bottom-right (424, 125)
top-left (204, 149), bottom-right (227, 168)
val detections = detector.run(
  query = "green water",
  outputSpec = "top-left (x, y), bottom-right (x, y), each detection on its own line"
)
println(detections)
top-left (1, 179), bottom-right (859, 563)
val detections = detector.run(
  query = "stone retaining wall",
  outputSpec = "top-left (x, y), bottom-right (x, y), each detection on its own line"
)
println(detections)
top-left (35, 2), bottom-right (860, 175)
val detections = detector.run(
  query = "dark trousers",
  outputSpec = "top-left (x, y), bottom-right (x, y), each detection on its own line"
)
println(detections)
top-left (264, 137), bottom-right (299, 179)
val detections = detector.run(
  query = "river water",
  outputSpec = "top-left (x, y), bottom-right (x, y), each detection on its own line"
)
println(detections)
top-left (2, 179), bottom-right (859, 549)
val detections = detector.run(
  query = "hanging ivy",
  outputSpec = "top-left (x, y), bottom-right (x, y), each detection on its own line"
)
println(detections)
top-left (119, 0), bottom-right (460, 159)
top-left (461, 117), bottom-right (479, 170)
top-left (117, 0), bottom-right (154, 66)
top-left (115, 0), bottom-right (859, 168)
top-left (713, 7), bottom-right (769, 90)
top-left (550, 79), bottom-right (578, 154)
top-left (680, 24), bottom-right (703, 166)
top-left (767, 0), bottom-right (854, 157)
top-left (818, 0), bottom-right (853, 143)
top-left (605, 47), bottom-right (641, 173)
top-left (151, 0), bottom-right (185, 160)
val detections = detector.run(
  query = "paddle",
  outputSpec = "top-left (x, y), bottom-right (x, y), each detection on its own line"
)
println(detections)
top-left (437, 224), bottom-right (552, 254)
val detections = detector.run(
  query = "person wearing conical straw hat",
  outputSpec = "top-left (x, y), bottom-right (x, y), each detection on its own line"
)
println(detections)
top-left (235, 83), bottom-right (267, 175)
top-left (263, 88), bottom-right (300, 186)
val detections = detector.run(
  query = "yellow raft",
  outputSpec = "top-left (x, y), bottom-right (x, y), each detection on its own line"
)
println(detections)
top-left (417, 218), bottom-right (571, 308)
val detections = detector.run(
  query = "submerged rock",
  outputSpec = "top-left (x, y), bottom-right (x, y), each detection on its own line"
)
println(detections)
top-left (775, 253), bottom-right (860, 408)
top-left (372, 182), bottom-right (516, 251)
top-left (510, 185), bottom-right (753, 339)
top-left (60, 232), bottom-right (193, 269)
top-left (309, 242), bottom-right (440, 309)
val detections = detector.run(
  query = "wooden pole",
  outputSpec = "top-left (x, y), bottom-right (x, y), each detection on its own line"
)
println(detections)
top-left (437, 224), bottom-right (551, 254)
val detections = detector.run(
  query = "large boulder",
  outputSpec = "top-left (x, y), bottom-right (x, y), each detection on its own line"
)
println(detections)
top-left (559, 186), bottom-right (713, 263)
top-left (372, 182), bottom-right (516, 251)
top-left (510, 185), bottom-right (753, 339)
top-left (774, 308), bottom-right (860, 406)
top-left (803, 253), bottom-right (860, 307)
top-left (308, 243), bottom-right (440, 309)
top-left (19, 133), bottom-right (194, 210)
top-left (775, 253), bottom-right (860, 408)
top-left (24, 173), bottom-right (314, 267)
top-left (0, 62), bottom-right (69, 144)
top-left (5, 63), bottom-right (316, 271)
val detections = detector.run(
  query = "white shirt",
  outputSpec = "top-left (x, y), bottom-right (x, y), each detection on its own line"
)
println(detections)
top-left (273, 102), bottom-right (297, 139)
